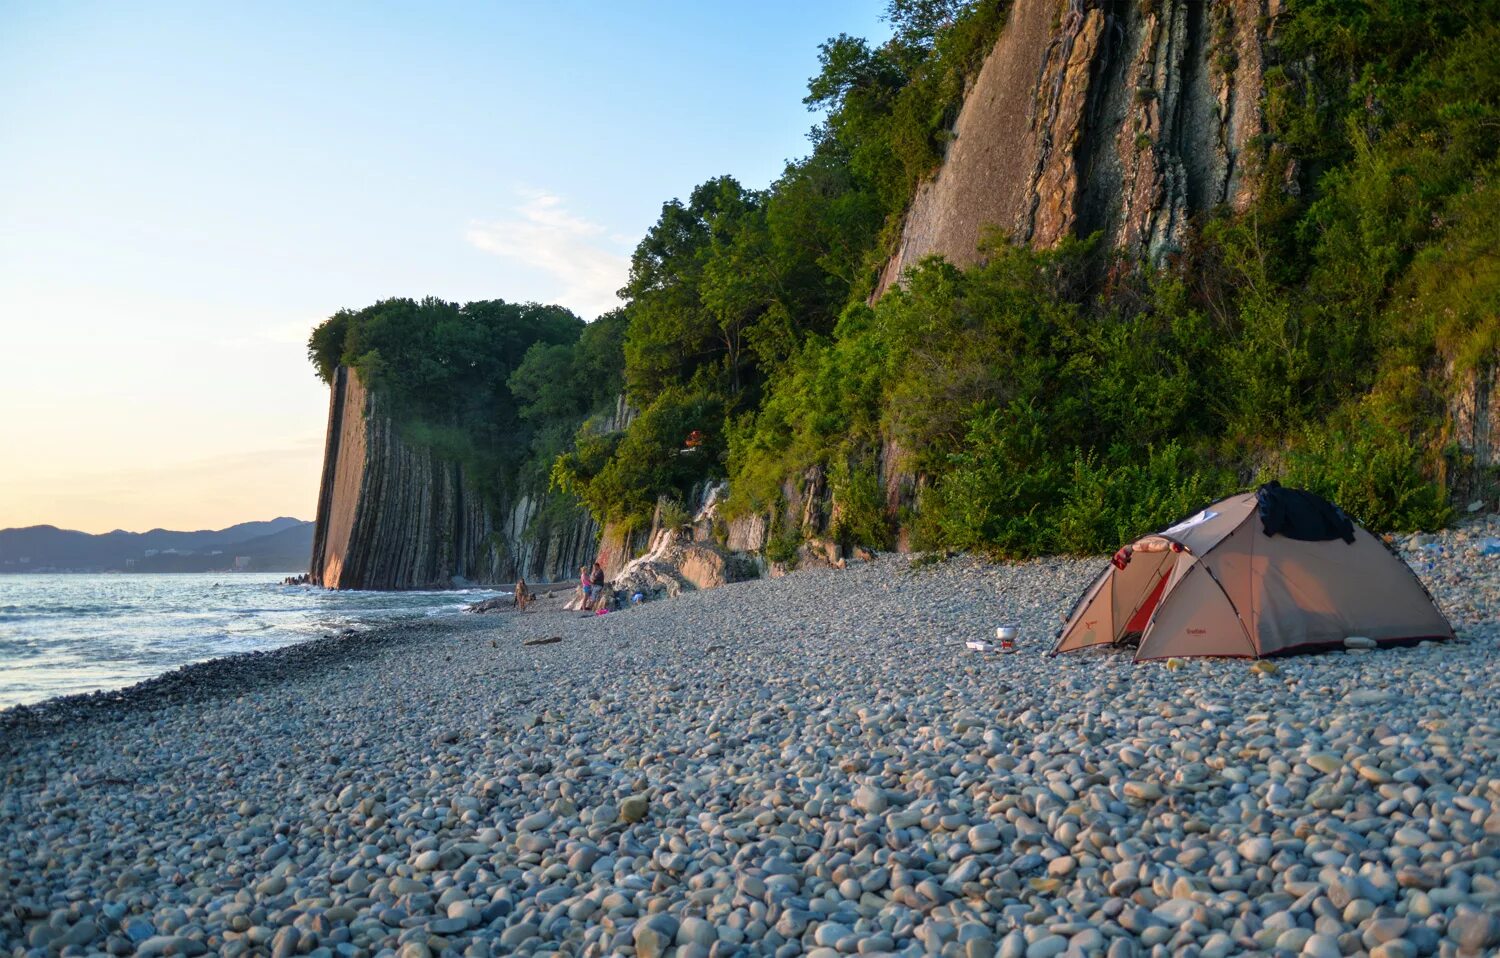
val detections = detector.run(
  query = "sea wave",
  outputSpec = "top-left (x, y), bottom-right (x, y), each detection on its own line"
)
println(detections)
top-left (0, 572), bottom-right (500, 709)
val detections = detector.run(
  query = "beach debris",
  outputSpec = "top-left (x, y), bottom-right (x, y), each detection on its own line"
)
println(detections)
top-left (995, 624), bottom-right (1018, 652)
top-left (464, 595), bottom-right (514, 614)
top-left (1251, 659), bottom-right (1278, 675)
top-left (523, 636), bottom-right (563, 646)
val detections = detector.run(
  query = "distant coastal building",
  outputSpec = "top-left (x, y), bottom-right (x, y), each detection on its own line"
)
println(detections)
top-left (233, 556), bottom-right (252, 571)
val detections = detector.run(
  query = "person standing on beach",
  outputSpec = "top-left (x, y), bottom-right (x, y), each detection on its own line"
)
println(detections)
top-left (579, 565), bottom-right (592, 607)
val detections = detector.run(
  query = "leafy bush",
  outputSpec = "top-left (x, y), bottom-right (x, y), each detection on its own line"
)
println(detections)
top-left (915, 403), bottom-right (1064, 556)
top-left (656, 498), bottom-right (692, 531)
top-left (1053, 444), bottom-right (1235, 554)
top-left (1273, 416), bottom-right (1453, 532)
top-left (552, 388), bottom-right (725, 527)
top-left (829, 460), bottom-right (893, 550)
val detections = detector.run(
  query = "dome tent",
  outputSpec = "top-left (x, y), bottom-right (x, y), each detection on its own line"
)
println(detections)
top-left (1051, 485), bottom-right (1453, 660)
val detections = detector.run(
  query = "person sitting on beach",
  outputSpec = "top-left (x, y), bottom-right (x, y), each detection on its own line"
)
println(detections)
top-left (514, 578), bottom-right (533, 612)
top-left (590, 562), bottom-right (607, 610)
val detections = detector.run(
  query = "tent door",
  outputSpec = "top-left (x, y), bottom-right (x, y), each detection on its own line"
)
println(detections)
top-left (1124, 570), bottom-right (1171, 635)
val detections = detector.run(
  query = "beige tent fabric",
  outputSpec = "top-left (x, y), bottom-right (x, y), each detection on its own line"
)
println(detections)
top-left (1135, 563), bottom-right (1256, 659)
top-left (1054, 567), bottom-right (1115, 653)
top-left (1247, 526), bottom-right (1453, 652)
top-left (1158, 494), bottom-right (1256, 554)
top-left (1052, 490), bottom-right (1453, 660)
top-left (1110, 548), bottom-right (1174, 632)
top-left (1055, 548), bottom-right (1178, 652)
top-left (1198, 518), bottom-right (1258, 635)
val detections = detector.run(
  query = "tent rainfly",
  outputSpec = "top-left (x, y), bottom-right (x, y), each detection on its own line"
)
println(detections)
top-left (1052, 484), bottom-right (1453, 660)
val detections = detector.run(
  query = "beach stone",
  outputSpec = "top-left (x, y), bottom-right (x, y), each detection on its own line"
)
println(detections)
top-left (678, 917), bottom-right (716, 948)
top-left (1152, 900), bottom-right (1197, 926)
top-left (1300, 933), bottom-right (1340, 958)
top-left (968, 822), bottom-right (1001, 852)
top-left (124, 919), bottom-right (156, 944)
top-left (1307, 753), bottom-right (1342, 774)
top-left (853, 785), bottom-right (888, 815)
top-left (1199, 933), bottom-right (1234, 958)
top-left (1447, 905), bottom-right (1500, 951)
top-left (634, 915), bottom-right (679, 958)
top-left (136, 936), bottom-right (205, 957)
top-left (1362, 918), bottom-right (1409, 948)
top-left (445, 901), bottom-right (478, 928)
top-left (499, 923), bottom-right (538, 948)
top-left (1344, 636), bottom-right (1377, 649)
top-left (1025, 936), bottom-right (1067, 958)
top-left (4, 522), bottom-right (1499, 958)
top-left (1238, 837), bottom-right (1273, 864)
top-left (997, 932), bottom-right (1026, 958)
top-left (621, 794), bottom-right (649, 823)
top-left (814, 923), bottom-right (851, 947)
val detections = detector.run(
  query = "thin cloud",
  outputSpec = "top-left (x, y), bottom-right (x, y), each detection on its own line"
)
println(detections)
top-left (466, 190), bottom-right (630, 318)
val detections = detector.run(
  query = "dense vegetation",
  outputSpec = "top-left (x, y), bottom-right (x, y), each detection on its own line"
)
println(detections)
top-left (312, 0), bottom-right (1499, 560)
top-left (307, 297), bottom-right (624, 506)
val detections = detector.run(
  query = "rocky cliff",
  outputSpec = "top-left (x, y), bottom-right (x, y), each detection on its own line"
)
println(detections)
top-left (877, 0), bottom-right (1273, 294)
top-left (308, 367), bottom-right (603, 589)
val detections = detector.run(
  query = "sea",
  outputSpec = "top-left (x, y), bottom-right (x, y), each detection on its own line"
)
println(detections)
top-left (0, 573), bottom-right (507, 709)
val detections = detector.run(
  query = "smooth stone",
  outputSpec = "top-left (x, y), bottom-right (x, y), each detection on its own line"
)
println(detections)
top-left (678, 917), bottom-right (717, 948)
top-left (621, 794), bottom-right (649, 823)
top-left (853, 785), bottom-right (888, 815)
top-left (1447, 905), bottom-right (1500, 951)
top-left (1307, 754), bottom-right (1342, 775)
top-left (1238, 837), bottom-right (1273, 864)
top-left (1300, 933), bottom-right (1341, 958)
top-left (1025, 936), bottom-right (1067, 958)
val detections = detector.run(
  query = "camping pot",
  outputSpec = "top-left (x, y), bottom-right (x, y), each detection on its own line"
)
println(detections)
top-left (995, 625), bottom-right (1018, 643)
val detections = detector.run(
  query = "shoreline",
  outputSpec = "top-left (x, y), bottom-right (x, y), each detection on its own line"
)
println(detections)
top-left (0, 616), bottom-right (492, 747)
top-left (3, 534), bottom-right (1498, 957)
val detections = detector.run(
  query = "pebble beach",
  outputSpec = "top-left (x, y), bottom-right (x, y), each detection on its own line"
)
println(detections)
top-left (3, 524), bottom-right (1499, 958)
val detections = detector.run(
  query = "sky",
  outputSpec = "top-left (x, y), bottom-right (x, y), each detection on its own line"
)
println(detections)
top-left (0, 0), bottom-right (890, 534)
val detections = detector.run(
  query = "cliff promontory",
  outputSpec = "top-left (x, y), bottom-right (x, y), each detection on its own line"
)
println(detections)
top-left (309, 367), bottom-right (601, 589)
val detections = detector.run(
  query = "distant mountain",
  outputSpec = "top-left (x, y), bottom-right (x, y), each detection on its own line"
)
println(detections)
top-left (0, 518), bottom-right (313, 573)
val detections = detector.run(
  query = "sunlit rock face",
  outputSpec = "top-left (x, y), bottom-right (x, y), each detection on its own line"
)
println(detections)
top-left (876, 0), bottom-right (1274, 296)
top-left (308, 367), bottom-right (601, 589)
